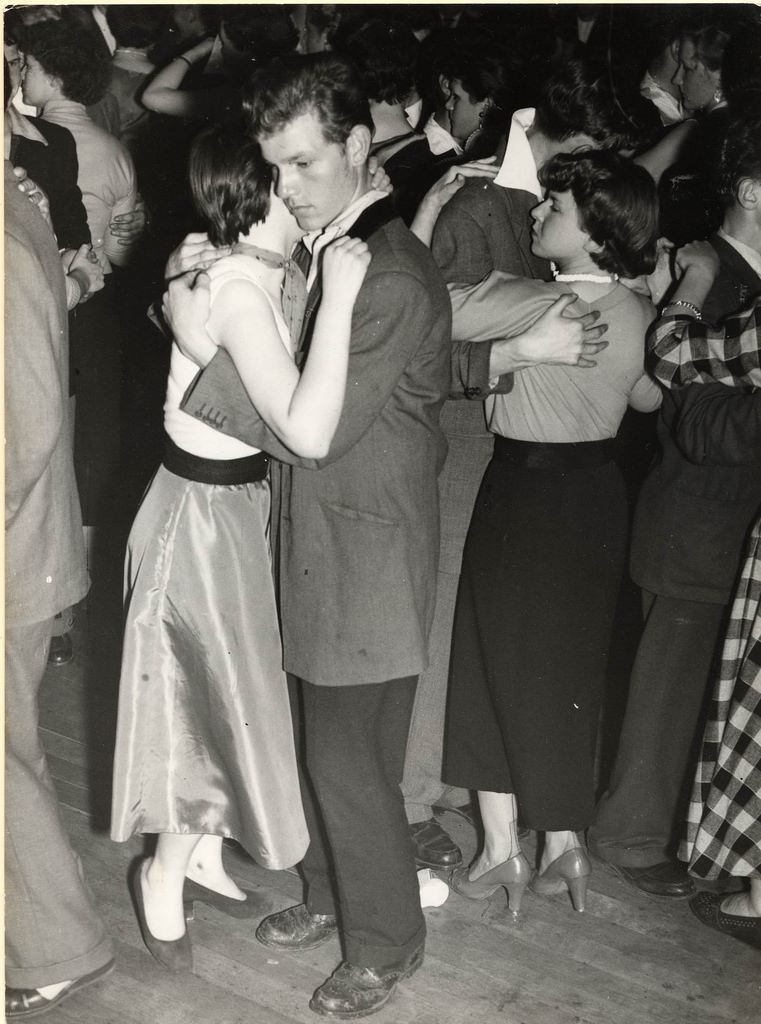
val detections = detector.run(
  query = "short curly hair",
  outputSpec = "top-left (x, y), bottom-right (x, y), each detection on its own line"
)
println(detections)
top-left (189, 126), bottom-right (272, 247)
top-left (539, 151), bottom-right (659, 278)
top-left (21, 19), bottom-right (111, 106)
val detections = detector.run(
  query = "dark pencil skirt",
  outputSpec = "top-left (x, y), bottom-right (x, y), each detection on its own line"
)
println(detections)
top-left (443, 437), bottom-right (628, 831)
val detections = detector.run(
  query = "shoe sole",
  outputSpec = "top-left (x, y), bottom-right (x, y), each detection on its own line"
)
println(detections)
top-left (608, 862), bottom-right (695, 901)
top-left (309, 951), bottom-right (424, 1019)
top-left (6, 960), bottom-right (115, 1019)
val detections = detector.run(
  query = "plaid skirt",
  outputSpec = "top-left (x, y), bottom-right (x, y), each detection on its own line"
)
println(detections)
top-left (682, 513), bottom-right (761, 879)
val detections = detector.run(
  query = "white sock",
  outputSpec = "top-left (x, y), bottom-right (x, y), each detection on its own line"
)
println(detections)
top-left (36, 980), bottom-right (71, 999)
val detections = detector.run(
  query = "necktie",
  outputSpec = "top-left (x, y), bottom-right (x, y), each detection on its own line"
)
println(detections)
top-left (282, 240), bottom-right (310, 347)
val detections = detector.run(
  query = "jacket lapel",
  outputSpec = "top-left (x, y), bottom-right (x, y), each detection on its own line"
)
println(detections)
top-left (295, 197), bottom-right (399, 360)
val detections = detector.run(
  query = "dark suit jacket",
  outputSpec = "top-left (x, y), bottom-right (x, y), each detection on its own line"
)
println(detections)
top-left (11, 118), bottom-right (90, 251)
top-left (630, 238), bottom-right (761, 604)
top-left (182, 196), bottom-right (451, 685)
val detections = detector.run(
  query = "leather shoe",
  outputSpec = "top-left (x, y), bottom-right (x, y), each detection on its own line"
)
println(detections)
top-left (610, 860), bottom-right (695, 899)
top-left (410, 818), bottom-right (462, 869)
top-left (256, 903), bottom-right (337, 950)
top-left (309, 944), bottom-right (424, 1018)
top-left (6, 959), bottom-right (114, 1018)
top-left (689, 891), bottom-right (761, 948)
top-left (47, 633), bottom-right (73, 667)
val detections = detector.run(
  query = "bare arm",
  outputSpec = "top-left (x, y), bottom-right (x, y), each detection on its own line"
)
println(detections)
top-left (141, 38), bottom-right (216, 119)
top-left (207, 238), bottom-right (370, 458)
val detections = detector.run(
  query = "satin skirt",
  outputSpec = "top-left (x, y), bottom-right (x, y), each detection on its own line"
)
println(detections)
top-left (110, 465), bottom-right (309, 870)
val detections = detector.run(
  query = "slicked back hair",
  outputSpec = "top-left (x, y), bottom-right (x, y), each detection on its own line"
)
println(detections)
top-left (243, 52), bottom-right (372, 146)
top-left (534, 59), bottom-right (639, 153)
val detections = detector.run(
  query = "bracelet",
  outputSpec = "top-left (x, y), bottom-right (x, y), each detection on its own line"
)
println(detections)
top-left (661, 299), bottom-right (702, 320)
top-left (177, 55), bottom-right (193, 68)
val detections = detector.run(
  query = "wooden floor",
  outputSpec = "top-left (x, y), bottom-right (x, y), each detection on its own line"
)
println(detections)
top-left (33, 602), bottom-right (761, 1024)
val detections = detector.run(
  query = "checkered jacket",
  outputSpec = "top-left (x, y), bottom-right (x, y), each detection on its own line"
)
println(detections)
top-left (647, 298), bottom-right (761, 389)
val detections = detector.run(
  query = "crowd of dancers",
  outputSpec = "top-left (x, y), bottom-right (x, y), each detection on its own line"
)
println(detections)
top-left (5, 4), bottom-right (761, 1020)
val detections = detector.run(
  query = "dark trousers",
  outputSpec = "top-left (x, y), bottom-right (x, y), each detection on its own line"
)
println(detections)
top-left (290, 675), bottom-right (425, 968)
top-left (589, 593), bottom-right (726, 867)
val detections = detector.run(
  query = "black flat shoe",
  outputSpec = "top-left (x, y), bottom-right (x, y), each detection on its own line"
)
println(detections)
top-left (6, 959), bottom-right (114, 1019)
top-left (182, 877), bottom-right (262, 919)
top-left (690, 891), bottom-right (761, 949)
top-left (130, 860), bottom-right (192, 971)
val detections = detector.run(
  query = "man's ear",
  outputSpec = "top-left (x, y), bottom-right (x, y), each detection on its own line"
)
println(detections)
top-left (736, 176), bottom-right (760, 212)
top-left (345, 124), bottom-right (372, 167)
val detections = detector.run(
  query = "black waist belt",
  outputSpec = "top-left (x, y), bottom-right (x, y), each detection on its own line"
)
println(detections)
top-left (162, 434), bottom-right (269, 484)
top-left (493, 435), bottom-right (615, 470)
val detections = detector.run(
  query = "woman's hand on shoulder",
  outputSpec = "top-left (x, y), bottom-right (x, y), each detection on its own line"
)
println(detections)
top-left (674, 240), bottom-right (720, 284)
top-left (321, 237), bottom-right (372, 306)
top-left (165, 232), bottom-right (234, 280)
top-left (162, 270), bottom-right (217, 367)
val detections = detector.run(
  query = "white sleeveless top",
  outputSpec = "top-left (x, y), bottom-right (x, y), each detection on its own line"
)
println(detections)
top-left (164, 251), bottom-right (292, 459)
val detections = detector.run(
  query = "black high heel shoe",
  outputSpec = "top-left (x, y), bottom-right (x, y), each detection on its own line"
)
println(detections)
top-left (530, 846), bottom-right (591, 912)
top-left (182, 877), bottom-right (262, 919)
top-left (450, 852), bottom-right (531, 915)
top-left (130, 860), bottom-right (193, 971)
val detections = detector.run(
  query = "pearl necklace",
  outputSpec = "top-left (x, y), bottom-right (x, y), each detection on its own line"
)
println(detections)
top-left (553, 271), bottom-right (619, 283)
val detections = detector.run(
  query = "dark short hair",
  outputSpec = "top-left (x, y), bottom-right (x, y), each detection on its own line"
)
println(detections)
top-left (243, 52), bottom-right (372, 145)
top-left (21, 19), bottom-right (111, 106)
top-left (221, 5), bottom-right (298, 61)
top-left (188, 126), bottom-right (272, 247)
top-left (105, 5), bottom-right (166, 50)
top-left (722, 17), bottom-right (761, 109)
top-left (716, 113), bottom-right (761, 205)
top-left (342, 19), bottom-right (419, 105)
top-left (534, 59), bottom-right (640, 152)
top-left (539, 151), bottom-right (659, 278)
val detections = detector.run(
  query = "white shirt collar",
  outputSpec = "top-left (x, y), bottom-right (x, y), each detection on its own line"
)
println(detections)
top-left (112, 49), bottom-right (155, 75)
top-left (302, 188), bottom-right (387, 288)
top-left (494, 107), bottom-right (541, 198)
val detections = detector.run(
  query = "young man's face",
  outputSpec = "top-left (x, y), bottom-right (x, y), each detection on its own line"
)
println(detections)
top-left (259, 109), bottom-right (363, 232)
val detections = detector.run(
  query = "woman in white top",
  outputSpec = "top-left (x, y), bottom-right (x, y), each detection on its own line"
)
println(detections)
top-left (110, 126), bottom-right (370, 972)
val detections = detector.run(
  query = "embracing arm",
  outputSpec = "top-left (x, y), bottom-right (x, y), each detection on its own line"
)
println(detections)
top-left (211, 238), bottom-right (370, 458)
top-left (181, 265), bottom-right (443, 466)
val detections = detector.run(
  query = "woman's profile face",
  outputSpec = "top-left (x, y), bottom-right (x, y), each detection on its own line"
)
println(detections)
top-left (674, 38), bottom-right (721, 114)
top-left (20, 53), bottom-right (59, 109)
top-left (445, 79), bottom-right (487, 145)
